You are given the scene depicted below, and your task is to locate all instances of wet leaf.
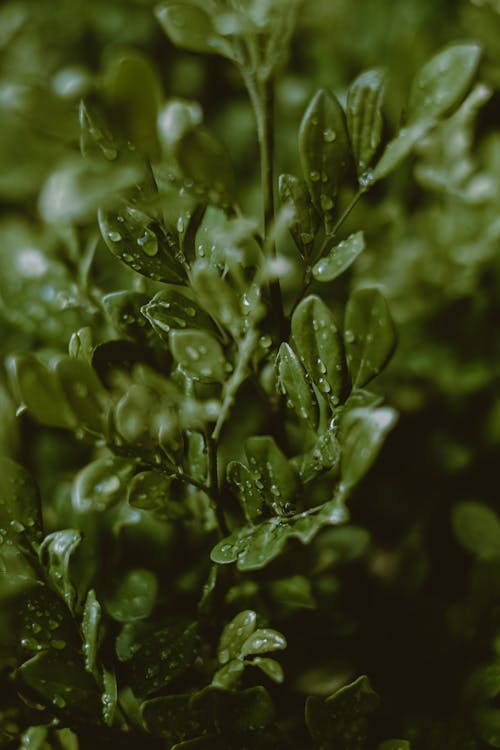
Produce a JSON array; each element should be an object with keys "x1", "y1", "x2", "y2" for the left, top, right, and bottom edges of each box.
[
  {"x1": 105, "y1": 568, "x2": 158, "y2": 623},
  {"x1": 452, "y1": 502, "x2": 500, "y2": 561},
  {"x1": 277, "y1": 343, "x2": 319, "y2": 430},
  {"x1": 312, "y1": 231, "x2": 365, "y2": 282},
  {"x1": 341, "y1": 407, "x2": 398, "y2": 489},
  {"x1": 268, "y1": 575, "x2": 316, "y2": 610},
  {"x1": 98, "y1": 204, "x2": 186, "y2": 283},
  {"x1": 39, "y1": 529, "x2": 82, "y2": 612},
  {"x1": 142, "y1": 287, "x2": 215, "y2": 342},
  {"x1": 7, "y1": 353, "x2": 75, "y2": 429},
  {"x1": 54, "y1": 355, "x2": 107, "y2": 433},
  {"x1": 190, "y1": 262, "x2": 243, "y2": 337},
  {"x1": 378, "y1": 741, "x2": 411, "y2": 750},
  {"x1": 72, "y1": 457, "x2": 135, "y2": 513},
  {"x1": 299, "y1": 89, "x2": 354, "y2": 231},
  {"x1": 101, "y1": 666, "x2": 118, "y2": 727},
  {"x1": 155, "y1": 2, "x2": 233, "y2": 57},
  {"x1": 82, "y1": 588, "x2": 101, "y2": 673},
  {"x1": 250, "y1": 657, "x2": 284, "y2": 684},
  {"x1": 344, "y1": 287, "x2": 396, "y2": 388},
  {"x1": 79, "y1": 98, "x2": 118, "y2": 162},
  {"x1": 103, "y1": 291, "x2": 153, "y2": 343},
  {"x1": 291, "y1": 295, "x2": 347, "y2": 405},
  {"x1": 127, "y1": 471, "x2": 172, "y2": 510},
  {"x1": 245, "y1": 435, "x2": 298, "y2": 516},
  {"x1": 227, "y1": 461, "x2": 265, "y2": 522},
  {"x1": 211, "y1": 659, "x2": 245, "y2": 689},
  {"x1": 408, "y1": 43, "x2": 481, "y2": 122},
  {"x1": 305, "y1": 675, "x2": 380, "y2": 750},
  {"x1": 0, "y1": 457, "x2": 43, "y2": 547},
  {"x1": 170, "y1": 329, "x2": 227, "y2": 382},
  {"x1": 347, "y1": 68, "x2": 386, "y2": 174},
  {"x1": 218, "y1": 610, "x2": 257, "y2": 664},
  {"x1": 240, "y1": 628, "x2": 286, "y2": 657},
  {"x1": 278, "y1": 173, "x2": 319, "y2": 258},
  {"x1": 175, "y1": 127, "x2": 234, "y2": 204}
]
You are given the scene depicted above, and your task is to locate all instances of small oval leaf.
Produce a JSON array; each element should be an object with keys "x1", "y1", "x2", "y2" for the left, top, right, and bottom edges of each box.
[
  {"x1": 347, "y1": 68, "x2": 387, "y2": 174},
  {"x1": 312, "y1": 231, "x2": 365, "y2": 282}
]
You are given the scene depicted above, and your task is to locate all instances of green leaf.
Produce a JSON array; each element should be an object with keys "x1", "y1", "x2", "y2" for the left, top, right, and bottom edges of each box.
[
  {"x1": 155, "y1": 2, "x2": 233, "y2": 57},
  {"x1": 82, "y1": 589, "x2": 101, "y2": 674},
  {"x1": 79, "y1": 98, "x2": 118, "y2": 161},
  {"x1": 7, "y1": 353, "x2": 75, "y2": 429},
  {"x1": 299, "y1": 89, "x2": 354, "y2": 231},
  {"x1": 227, "y1": 461, "x2": 265, "y2": 522},
  {"x1": 103, "y1": 50, "x2": 162, "y2": 159},
  {"x1": 190, "y1": 262, "x2": 243, "y2": 337},
  {"x1": 175, "y1": 127, "x2": 234, "y2": 204},
  {"x1": 101, "y1": 666, "x2": 118, "y2": 727},
  {"x1": 277, "y1": 343, "x2": 319, "y2": 430},
  {"x1": 344, "y1": 287, "x2": 396, "y2": 387},
  {"x1": 17, "y1": 584, "x2": 80, "y2": 656},
  {"x1": 371, "y1": 118, "x2": 434, "y2": 182},
  {"x1": 452, "y1": 502, "x2": 500, "y2": 561},
  {"x1": 39, "y1": 529, "x2": 82, "y2": 612},
  {"x1": 103, "y1": 291, "x2": 153, "y2": 344},
  {"x1": 105, "y1": 568, "x2": 158, "y2": 623},
  {"x1": 0, "y1": 457, "x2": 43, "y2": 546},
  {"x1": 245, "y1": 435, "x2": 299, "y2": 516},
  {"x1": 68, "y1": 326, "x2": 94, "y2": 362},
  {"x1": 54, "y1": 356, "x2": 107, "y2": 433},
  {"x1": 347, "y1": 68, "x2": 386, "y2": 175},
  {"x1": 268, "y1": 575, "x2": 316, "y2": 610},
  {"x1": 98, "y1": 205, "x2": 186, "y2": 283},
  {"x1": 378, "y1": 742, "x2": 411, "y2": 750},
  {"x1": 218, "y1": 610, "x2": 257, "y2": 664},
  {"x1": 408, "y1": 43, "x2": 481, "y2": 122},
  {"x1": 312, "y1": 231, "x2": 365, "y2": 282},
  {"x1": 291, "y1": 295, "x2": 347, "y2": 405},
  {"x1": 170, "y1": 328, "x2": 227, "y2": 382},
  {"x1": 142, "y1": 287, "x2": 216, "y2": 342},
  {"x1": 191, "y1": 686, "x2": 274, "y2": 735},
  {"x1": 18, "y1": 650, "x2": 101, "y2": 717},
  {"x1": 240, "y1": 628, "x2": 287, "y2": 657},
  {"x1": 290, "y1": 431, "x2": 341, "y2": 484},
  {"x1": 250, "y1": 657, "x2": 284, "y2": 684},
  {"x1": 211, "y1": 659, "x2": 245, "y2": 689},
  {"x1": 305, "y1": 675, "x2": 380, "y2": 750},
  {"x1": 72, "y1": 457, "x2": 135, "y2": 513},
  {"x1": 341, "y1": 407, "x2": 398, "y2": 489},
  {"x1": 127, "y1": 471, "x2": 188, "y2": 521},
  {"x1": 278, "y1": 173, "x2": 319, "y2": 258}
]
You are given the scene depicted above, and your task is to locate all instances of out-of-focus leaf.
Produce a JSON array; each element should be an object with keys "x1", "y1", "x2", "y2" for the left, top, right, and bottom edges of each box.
[
  {"x1": 72, "y1": 457, "x2": 135, "y2": 513},
  {"x1": 39, "y1": 529, "x2": 82, "y2": 612},
  {"x1": 0, "y1": 457, "x2": 43, "y2": 547},
  {"x1": 227, "y1": 461, "x2": 265, "y2": 523},
  {"x1": 104, "y1": 568, "x2": 158, "y2": 623},
  {"x1": 170, "y1": 329, "x2": 227, "y2": 382},
  {"x1": 155, "y1": 2, "x2": 233, "y2": 57},
  {"x1": 7, "y1": 354, "x2": 75, "y2": 429},
  {"x1": 142, "y1": 287, "x2": 215, "y2": 342},
  {"x1": 452, "y1": 502, "x2": 500, "y2": 561},
  {"x1": 190, "y1": 262, "x2": 243, "y2": 338},
  {"x1": 82, "y1": 588, "x2": 101, "y2": 674}
]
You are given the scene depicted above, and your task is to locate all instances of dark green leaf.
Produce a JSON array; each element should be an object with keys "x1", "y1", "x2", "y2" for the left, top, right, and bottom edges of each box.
[
  {"x1": 54, "y1": 355, "x2": 107, "y2": 433},
  {"x1": 7, "y1": 354, "x2": 75, "y2": 429},
  {"x1": 103, "y1": 291, "x2": 154, "y2": 344},
  {"x1": 39, "y1": 529, "x2": 82, "y2": 612},
  {"x1": 211, "y1": 520, "x2": 290, "y2": 571},
  {"x1": 340, "y1": 407, "x2": 398, "y2": 489},
  {"x1": 299, "y1": 89, "x2": 354, "y2": 231},
  {"x1": 82, "y1": 588, "x2": 101, "y2": 674},
  {"x1": 17, "y1": 584, "x2": 80, "y2": 657},
  {"x1": 191, "y1": 686, "x2": 274, "y2": 735},
  {"x1": 142, "y1": 287, "x2": 216, "y2": 343},
  {"x1": 278, "y1": 173, "x2": 319, "y2": 258},
  {"x1": 211, "y1": 659, "x2": 245, "y2": 689},
  {"x1": 175, "y1": 127, "x2": 234, "y2": 204},
  {"x1": 245, "y1": 436, "x2": 298, "y2": 516},
  {"x1": 79, "y1": 98, "x2": 118, "y2": 161},
  {"x1": 155, "y1": 2, "x2": 233, "y2": 57},
  {"x1": 452, "y1": 502, "x2": 500, "y2": 561},
  {"x1": 268, "y1": 575, "x2": 316, "y2": 610},
  {"x1": 250, "y1": 657, "x2": 284, "y2": 684},
  {"x1": 408, "y1": 43, "x2": 481, "y2": 122},
  {"x1": 72, "y1": 457, "x2": 135, "y2": 513},
  {"x1": 141, "y1": 692, "x2": 207, "y2": 742},
  {"x1": 277, "y1": 343, "x2": 319, "y2": 430},
  {"x1": 227, "y1": 461, "x2": 265, "y2": 523},
  {"x1": 312, "y1": 231, "x2": 365, "y2": 282},
  {"x1": 240, "y1": 628, "x2": 286, "y2": 657},
  {"x1": 190, "y1": 262, "x2": 243, "y2": 337},
  {"x1": 218, "y1": 610, "x2": 257, "y2": 664},
  {"x1": 378, "y1": 741, "x2": 411, "y2": 750},
  {"x1": 0, "y1": 457, "x2": 43, "y2": 546},
  {"x1": 98, "y1": 204, "x2": 186, "y2": 283},
  {"x1": 347, "y1": 68, "x2": 386, "y2": 175},
  {"x1": 305, "y1": 675, "x2": 379, "y2": 750},
  {"x1": 170, "y1": 328, "x2": 227, "y2": 382},
  {"x1": 105, "y1": 569, "x2": 158, "y2": 622},
  {"x1": 291, "y1": 295, "x2": 347, "y2": 405},
  {"x1": 344, "y1": 287, "x2": 396, "y2": 387}
]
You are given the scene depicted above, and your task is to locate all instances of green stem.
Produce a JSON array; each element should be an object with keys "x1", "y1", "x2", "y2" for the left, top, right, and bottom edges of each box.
[{"x1": 207, "y1": 435, "x2": 229, "y2": 537}]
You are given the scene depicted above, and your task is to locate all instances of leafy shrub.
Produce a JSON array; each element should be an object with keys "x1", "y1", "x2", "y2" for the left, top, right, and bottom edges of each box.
[{"x1": 1, "y1": 1, "x2": 500, "y2": 749}]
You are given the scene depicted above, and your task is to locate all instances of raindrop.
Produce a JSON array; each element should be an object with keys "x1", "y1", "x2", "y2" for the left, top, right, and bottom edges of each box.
[
  {"x1": 309, "y1": 170, "x2": 320, "y2": 182},
  {"x1": 108, "y1": 230, "x2": 122, "y2": 243},
  {"x1": 137, "y1": 230, "x2": 158, "y2": 257},
  {"x1": 323, "y1": 128, "x2": 337, "y2": 142}
]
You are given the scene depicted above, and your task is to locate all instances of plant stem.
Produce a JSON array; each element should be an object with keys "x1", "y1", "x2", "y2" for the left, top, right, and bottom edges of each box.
[{"x1": 207, "y1": 435, "x2": 228, "y2": 537}]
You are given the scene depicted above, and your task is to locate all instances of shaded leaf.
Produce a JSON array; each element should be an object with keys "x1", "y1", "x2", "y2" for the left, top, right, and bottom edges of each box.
[
  {"x1": 72, "y1": 457, "x2": 135, "y2": 513},
  {"x1": 7, "y1": 353, "x2": 74, "y2": 429},
  {"x1": 452, "y1": 502, "x2": 500, "y2": 561},
  {"x1": 277, "y1": 343, "x2": 319, "y2": 430},
  {"x1": 347, "y1": 68, "x2": 386, "y2": 174},
  {"x1": 79, "y1": 98, "x2": 118, "y2": 162},
  {"x1": 105, "y1": 568, "x2": 158, "y2": 623},
  {"x1": 175, "y1": 127, "x2": 234, "y2": 204},
  {"x1": 250, "y1": 657, "x2": 284, "y2": 684},
  {"x1": 278, "y1": 173, "x2": 319, "y2": 258},
  {"x1": 0, "y1": 457, "x2": 43, "y2": 547},
  {"x1": 142, "y1": 287, "x2": 215, "y2": 342},
  {"x1": 82, "y1": 588, "x2": 101, "y2": 674},
  {"x1": 227, "y1": 461, "x2": 265, "y2": 523},
  {"x1": 240, "y1": 628, "x2": 287, "y2": 657},
  {"x1": 54, "y1": 355, "x2": 107, "y2": 433},
  {"x1": 312, "y1": 231, "x2": 365, "y2": 282},
  {"x1": 344, "y1": 287, "x2": 396, "y2": 388},
  {"x1": 218, "y1": 610, "x2": 257, "y2": 664},
  {"x1": 245, "y1": 436, "x2": 298, "y2": 516},
  {"x1": 103, "y1": 291, "x2": 153, "y2": 343},
  {"x1": 170, "y1": 328, "x2": 227, "y2": 382},
  {"x1": 127, "y1": 471, "x2": 189, "y2": 521},
  {"x1": 39, "y1": 529, "x2": 82, "y2": 612},
  {"x1": 291, "y1": 431, "x2": 341, "y2": 484},
  {"x1": 341, "y1": 407, "x2": 398, "y2": 489},
  {"x1": 190, "y1": 262, "x2": 243, "y2": 337},
  {"x1": 155, "y1": 2, "x2": 233, "y2": 57}
]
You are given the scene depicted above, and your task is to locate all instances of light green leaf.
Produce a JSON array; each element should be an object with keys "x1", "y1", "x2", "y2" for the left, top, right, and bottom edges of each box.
[
  {"x1": 82, "y1": 588, "x2": 101, "y2": 674},
  {"x1": 245, "y1": 435, "x2": 298, "y2": 516},
  {"x1": 211, "y1": 659, "x2": 245, "y2": 689},
  {"x1": 170, "y1": 328, "x2": 227, "y2": 382},
  {"x1": 190, "y1": 262, "x2": 243, "y2": 337},
  {"x1": 72, "y1": 457, "x2": 135, "y2": 513},
  {"x1": 218, "y1": 610, "x2": 257, "y2": 664},
  {"x1": 277, "y1": 343, "x2": 319, "y2": 429},
  {"x1": 68, "y1": 326, "x2": 94, "y2": 362},
  {"x1": 142, "y1": 287, "x2": 215, "y2": 342},
  {"x1": 278, "y1": 173, "x2": 319, "y2": 258},
  {"x1": 98, "y1": 204, "x2": 186, "y2": 283},
  {"x1": 39, "y1": 529, "x2": 82, "y2": 612},
  {"x1": 344, "y1": 287, "x2": 396, "y2": 388},
  {"x1": 312, "y1": 231, "x2": 365, "y2": 282},
  {"x1": 371, "y1": 118, "x2": 434, "y2": 182},
  {"x1": 452, "y1": 502, "x2": 500, "y2": 561},
  {"x1": 250, "y1": 657, "x2": 284, "y2": 684},
  {"x1": 299, "y1": 89, "x2": 354, "y2": 231},
  {"x1": 7, "y1": 353, "x2": 74, "y2": 429},
  {"x1": 341, "y1": 407, "x2": 398, "y2": 489},
  {"x1": 227, "y1": 461, "x2": 265, "y2": 523},
  {"x1": 240, "y1": 628, "x2": 286, "y2": 657},
  {"x1": 0, "y1": 457, "x2": 43, "y2": 547},
  {"x1": 347, "y1": 68, "x2": 386, "y2": 174},
  {"x1": 127, "y1": 471, "x2": 189, "y2": 520},
  {"x1": 155, "y1": 2, "x2": 233, "y2": 57},
  {"x1": 408, "y1": 43, "x2": 481, "y2": 122},
  {"x1": 105, "y1": 568, "x2": 158, "y2": 622},
  {"x1": 291, "y1": 295, "x2": 347, "y2": 405}
]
